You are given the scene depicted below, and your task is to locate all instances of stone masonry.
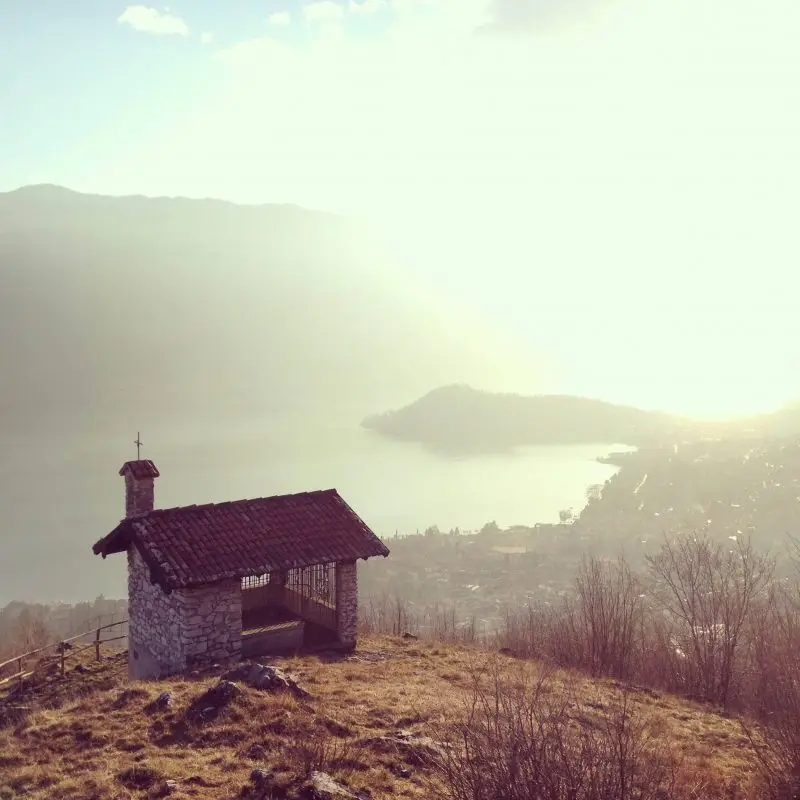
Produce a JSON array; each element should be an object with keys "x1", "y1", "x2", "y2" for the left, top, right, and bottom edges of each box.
[
  {"x1": 127, "y1": 547, "x2": 184, "y2": 679},
  {"x1": 123, "y1": 471, "x2": 155, "y2": 518},
  {"x1": 127, "y1": 547, "x2": 242, "y2": 679},
  {"x1": 335, "y1": 560, "x2": 358, "y2": 649},
  {"x1": 101, "y1": 459, "x2": 388, "y2": 678},
  {"x1": 174, "y1": 577, "x2": 242, "y2": 667}
]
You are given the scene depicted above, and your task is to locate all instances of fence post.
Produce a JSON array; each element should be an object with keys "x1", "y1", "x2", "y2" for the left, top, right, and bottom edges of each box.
[
  {"x1": 17, "y1": 657, "x2": 22, "y2": 686},
  {"x1": 60, "y1": 647, "x2": 65, "y2": 677},
  {"x1": 95, "y1": 628, "x2": 101, "y2": 661}
]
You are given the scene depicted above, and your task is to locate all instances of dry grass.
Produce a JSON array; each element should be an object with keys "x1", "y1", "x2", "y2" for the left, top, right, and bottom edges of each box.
[{"x1": 0, "y1": 636, "x2": 771, "y2": 800}]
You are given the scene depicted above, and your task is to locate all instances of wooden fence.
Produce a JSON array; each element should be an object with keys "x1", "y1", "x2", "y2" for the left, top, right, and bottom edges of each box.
[{"x1": 0, "y1": 619, "x2": 129, "y2": 689}]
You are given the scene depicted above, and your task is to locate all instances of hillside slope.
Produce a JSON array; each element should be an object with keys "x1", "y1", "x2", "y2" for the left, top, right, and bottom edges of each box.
[{"x1": 0, "y1": 637, "x2": 766, "y2": 799}]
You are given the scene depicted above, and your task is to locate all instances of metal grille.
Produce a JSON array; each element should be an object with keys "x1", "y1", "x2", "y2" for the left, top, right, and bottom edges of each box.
[
  {"x1": 242, "y1": 573, "x2": 271, "y2": 590},
  {"x1": 287, "y1": 563, "x2": 335, "y2": 608}
]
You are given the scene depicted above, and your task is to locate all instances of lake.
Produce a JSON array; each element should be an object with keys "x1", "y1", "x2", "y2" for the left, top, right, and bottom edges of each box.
[{"x1": 0, "y1": 414, "x2": 629, "y2": 605}]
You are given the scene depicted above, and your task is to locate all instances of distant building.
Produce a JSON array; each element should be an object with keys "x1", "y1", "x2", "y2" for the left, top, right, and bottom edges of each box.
[{"x1": 93, "y1": 460, "x2": 389, "y2": 680}]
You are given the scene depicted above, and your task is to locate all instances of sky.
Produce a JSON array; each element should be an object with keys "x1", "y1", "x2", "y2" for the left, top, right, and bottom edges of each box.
[{"x1": 2, "y1": 0, "x2": 800, "y2": 418}]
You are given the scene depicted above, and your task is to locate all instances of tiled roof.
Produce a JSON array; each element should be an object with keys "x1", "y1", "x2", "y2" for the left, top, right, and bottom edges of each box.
[
  {"x1": 92, "y1": 489, "x2": 389, "y2": 591},
  {"x1": 119, "y1": 460, "x2": 160, "y2": 479}
]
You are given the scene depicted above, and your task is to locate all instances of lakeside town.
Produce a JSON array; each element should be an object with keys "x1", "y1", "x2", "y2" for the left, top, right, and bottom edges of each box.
[
  {"x1": 4, "y1": 434, "x2": 798, "y2": 650},
  {"x1": 359, "y1": 434, "x2": 800, "y2": 634}
]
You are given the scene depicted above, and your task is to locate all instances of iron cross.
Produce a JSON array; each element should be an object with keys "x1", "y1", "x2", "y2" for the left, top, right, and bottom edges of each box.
[{"x1": 134, "y1": 432, "x2": 142, "y2": 460}]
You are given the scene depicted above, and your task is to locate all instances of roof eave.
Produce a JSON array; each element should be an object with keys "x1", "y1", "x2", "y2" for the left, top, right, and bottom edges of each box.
[
  {"x1": 122, "y1": 526, "x2": 174, "y2": 593},
  {"x1": 92, "y1": 521, "x2": 132, "y2": 558},
  {"x1": 361, "y1": 549, "x2": 390, "y2": 561}
]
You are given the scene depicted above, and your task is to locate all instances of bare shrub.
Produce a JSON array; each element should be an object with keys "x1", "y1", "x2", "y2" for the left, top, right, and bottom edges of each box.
[
  {"x1": 634, "y1": 609, "x2": 686, "y2": 696},
  {"x1": 646, "y1": 534, "x2": 773, "y2": 706},
  {"x1": 359, "y1": 593, "x2": 413, "y2": 636},
  {"x1": 282, "y1": 725, "x2": 365, "y2": 778},
  {"x1": 497, "y1": 557, "x2": 644, "y2": 682},
  {"x1": 572, "y1": 556, "x2": 644, "y2": 680},
  {"x1": 741, "y1": 582, "x2": 800, "y2": 798},
  {"x1": 496, "y1": 602, "x2": 549, "y2": 659},
  {"x1": 359, "y1": 592, "x2": 479, "y2": 643},
  {"x1": 789, "y1": 536, "x2": 800, "y2": 573},
  {"x1": 436, "y1": 660, "x2": 678, "y2": 800}
]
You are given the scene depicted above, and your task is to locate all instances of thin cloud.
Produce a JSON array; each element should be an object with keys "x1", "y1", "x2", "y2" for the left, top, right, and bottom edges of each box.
[
  {"x1": 268, "y1": 11, "x2": 291, "y2": 25},
  {"x1": 349, "y1": 0, "x2": 388, "y2": 13},
  {"x1": 90, "y1": 0, "x2": 800, "y2": 418},
  {"x1": 117, "y1": 5, "x2": 190, "y2": 36},
  {"x1": 303, "y1": 1, "x2": 346, "y2": 24},
  {"x1": 200, "y1": 31, "x2": 214, "y2": 45},
  {"x1": 487, "y1": 0, "x2": 615, "y2": 30}
]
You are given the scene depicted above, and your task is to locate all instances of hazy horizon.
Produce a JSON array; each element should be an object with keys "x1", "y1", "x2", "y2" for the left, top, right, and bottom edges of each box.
[
  {"x1": 4, "y1": 0, "x2": 799, "y2": 418},
  {"x1": 3, "y1": 181, "x2": 798, "y2": 420},
  {"x1": 2, "y1": 0, "x2": 800, "y2": 606}
]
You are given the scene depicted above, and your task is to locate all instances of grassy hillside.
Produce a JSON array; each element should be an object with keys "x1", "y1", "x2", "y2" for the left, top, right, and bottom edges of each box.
[{"x1": 0, "y1": 636, "x2": 774, "y2": 799}]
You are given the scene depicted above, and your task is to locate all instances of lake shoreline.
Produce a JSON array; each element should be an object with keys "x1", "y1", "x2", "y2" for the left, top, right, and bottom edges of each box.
[{"x1": 0, "y1": 419, "x2": 634, "y2": 604}]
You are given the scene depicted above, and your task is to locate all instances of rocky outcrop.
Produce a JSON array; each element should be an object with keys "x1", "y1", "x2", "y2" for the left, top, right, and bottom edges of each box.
[
  {"x1": 249, "y1": 769, "x2": 370, "y2": 800},
  {"x1": 361, "y1": 728, "x2": 447, "y2": 766},
  {"x1": 224, "y1": 664, "x2": 311, "y2": 699},
  {"x1": 299, "y1": 770, "x2": 370, "y2": 799}
]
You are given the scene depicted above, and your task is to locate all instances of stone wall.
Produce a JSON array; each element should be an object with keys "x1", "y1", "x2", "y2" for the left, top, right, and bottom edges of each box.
[
  {"x1": 127, "y1": 547, "x2": 184, "y2": 679},
  {"x1": 127, "y1": 551, "x2": 359, "y2": 676},
  {"x1": 335, "y1": 560, "x2": 358, "y2": 649},
  {"x1": 175, "y1": 579, "x2": 242, "y2": 667},
  {"x1": 127, "y1": 547, "x2": 243, "y2": 679},
  {"x1": 124, "y1": 474, "x2": 155, "y2": 518}
]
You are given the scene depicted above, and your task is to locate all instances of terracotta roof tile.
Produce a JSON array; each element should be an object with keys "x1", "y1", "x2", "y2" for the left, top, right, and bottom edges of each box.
[
  {"x1": 119, "y1": 460, "x2": 160, "y2": 479},
  {"x1": 93, "y1": 489, "x2": 389, "y2": 590}
]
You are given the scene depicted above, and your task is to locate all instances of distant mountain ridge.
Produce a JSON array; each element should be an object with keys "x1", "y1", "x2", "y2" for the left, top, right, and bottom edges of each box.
[
  {"x1": 0, "y1": 184, "x2": 528, "y2": 434},
  {"x1": 362, "y1": 385, "x2": 687, "y2": 453},
  {"x1": 362, "y1": 384, "x2": 800, "y2": 453},
  {"x1": 0, "y1": 184, "x2": 537, "y2": 602}
]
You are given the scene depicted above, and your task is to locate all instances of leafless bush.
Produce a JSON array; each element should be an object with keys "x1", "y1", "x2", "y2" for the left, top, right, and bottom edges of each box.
[
  {"x1": 496, "y1": 597, "x2": 598, "y2": 672},
  {"x1": 359, "y1": 592, "x2": 479, "y2": 644},
  {"x1": 740, "y1": 582, "x2": 800, "y2": 798},
  {"x1": 789, "y1": 536, "x2": 800, "y2": 573},
  {"x1": 496, "y1": 602, "x2": 552, "y2": 659},
  {"x1": 633, "y1": 610, "x2": 686, "y2": 695},
  {"x1": 359, "y1": 593, "x2": 414, "y2": 636},
  {"x1": 435, "y1": 660, "x2": 678, "y2": 800},
  {"x1": 282, "y1": 725, "x2": 364, "y2": 778},
  {"x1": 572, "y1": 556, "x2": 644, "y2": 680},
  {"x1": 0, "y1": 608, "x2": 51, "y2": 659},
  {"x1": 365, "y1": 533, "x2": 800, "y2": 794},
  {"x1": 497, "y1": 557, "x2": 644, "y2": 681},
  {"x1": 646, "y1": 534, "x2": 773, "y2": 706}
]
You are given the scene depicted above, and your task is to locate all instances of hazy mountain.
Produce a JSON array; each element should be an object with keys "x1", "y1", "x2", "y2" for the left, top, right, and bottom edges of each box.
[
  {"x1": 760, "y1": 400, "x2": 800, "y2": 437},
  {"x1": 0, "y1": 185, "x2": 530, "y2": 439},
  {"x1": 362, "y1": 384, "x2": 690, "y2": 453},
  {"x1": 363, "y1": 385, "x2": 800, "y2": 454},
  {"x1": 0, "y1": 185, "x2": 542, "y2": 604}
]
